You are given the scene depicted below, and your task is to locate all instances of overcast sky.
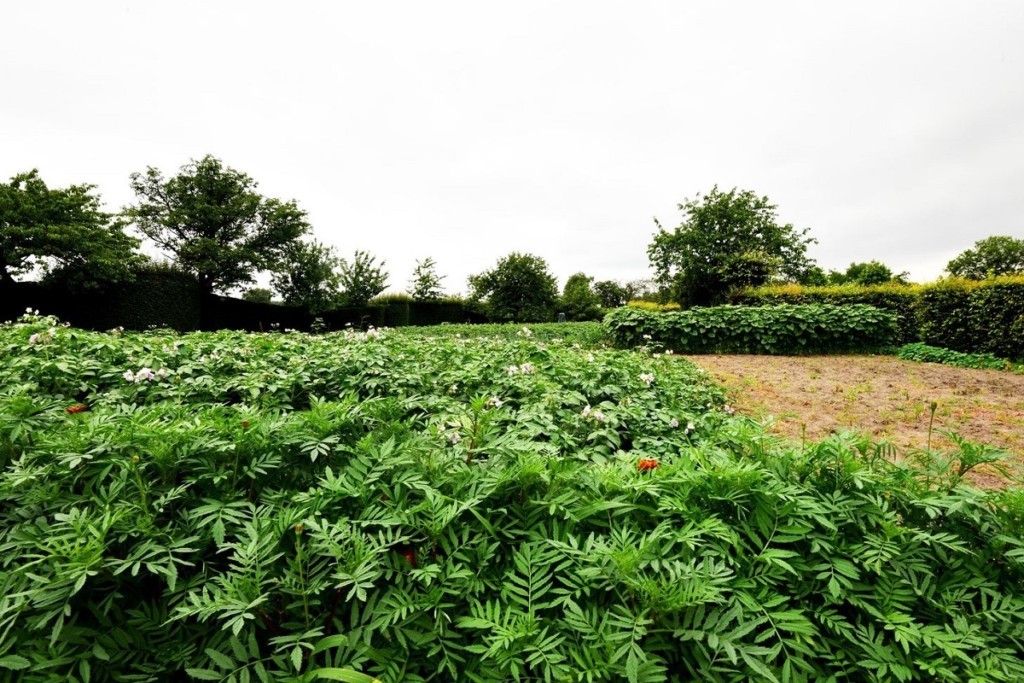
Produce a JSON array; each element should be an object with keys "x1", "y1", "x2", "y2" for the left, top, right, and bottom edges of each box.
[{"x1": 4, "y1": 1, "x2": 1023, "y2": 295}]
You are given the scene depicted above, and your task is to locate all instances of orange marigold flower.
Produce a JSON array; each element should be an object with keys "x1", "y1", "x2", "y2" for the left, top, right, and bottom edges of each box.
[
  {"x1": 637, "y1": 457, "x2": 660, "y2": 472},
  {"x1": 401, "y1": 548, "x2": 417, "y2": 568},
  {"x1": 66, "y1": 404, "x2": 89, "y2": 414}
]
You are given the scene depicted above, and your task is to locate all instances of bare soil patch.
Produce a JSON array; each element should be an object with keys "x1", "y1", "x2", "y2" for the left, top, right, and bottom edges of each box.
[{"x1": 686, "y1": 354, "x2": 1024, "y2": 488}]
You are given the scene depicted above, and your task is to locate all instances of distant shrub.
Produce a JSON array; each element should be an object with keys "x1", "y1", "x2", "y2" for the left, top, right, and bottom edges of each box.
[{"x1": 605, "y1": 304, "x2": 898, "y2": 354}]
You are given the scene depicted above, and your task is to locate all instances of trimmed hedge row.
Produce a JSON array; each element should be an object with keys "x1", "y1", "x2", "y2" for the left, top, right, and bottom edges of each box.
[
  {"x1": 731, "y1": 282, "x2": 921, "y2": 344},
  {"x1": 604, "y1": 304, "x2": 898, "y2": 354},
  {"x1": 2, "y1": 276, "x2": 483, "y2": 332},
  {"x1": 918, "y1": 278, "x2": 1024, "y2": 360},
  {"x1": 733, "y1": 277, "x2": 1024, "y2": 359}
]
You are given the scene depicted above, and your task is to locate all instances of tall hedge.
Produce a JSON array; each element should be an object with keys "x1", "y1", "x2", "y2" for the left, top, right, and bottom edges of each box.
[
  {"x1": 0, "y1": 269, "x2": 203, "y2": 331},
  {"x1": 731, "y1": 283, "x2": 921, "y2": 344},
  {"x1": 918, "y1": 277, "x2": 1024, "y2": 360},
  {"x1": 604, "y1": 304, "x2": 898, "y2": 354}
]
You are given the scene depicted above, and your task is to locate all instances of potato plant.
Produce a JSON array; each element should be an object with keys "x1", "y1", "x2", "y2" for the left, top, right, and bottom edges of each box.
[{"x1": 1, "y1": 312, "x2": 1023, "y2": 682}]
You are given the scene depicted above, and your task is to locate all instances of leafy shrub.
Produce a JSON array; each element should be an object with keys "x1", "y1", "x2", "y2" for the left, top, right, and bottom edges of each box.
[
  {"x1": 732, "y1": 282, "x2": 921, "y2": 345},
  {"x1": 896, "y1": 342, "x2": 1022, "y2": 372},
  {"x1": 2, "y1": 315, "x2": 1024, "y2": 682},
  {"x1": 605, "y1": 304, "x2": 898, "y2": 354}
]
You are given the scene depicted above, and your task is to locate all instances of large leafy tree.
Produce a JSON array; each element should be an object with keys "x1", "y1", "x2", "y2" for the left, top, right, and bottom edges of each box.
[
  {"x1": 271, "y1": 239, "x2": 342, "y2": 313},
  {"x1": 947, "y1": 236, "x2": 1024, "y2": 279},
  {"x1": 559, "y1": 272, "x2": 602, "y2": 320},
  {"x1": 338, "y1": 250, "x2": 388, "y2": 306},
  {"x1": 648, "y1": 186, "x2": 816, "y2": 306},
  {"x1": 468, "y1": 252, "x2": 558, "y2": 322},
  {"x1": 123, "y1": 155, "x2": 310, "y2": 295},
  {"x1": 0, "y1": 170, "x2": 142, "y2": 288},
  {"x1": 593, "y1": 279, "x2": 628, "y2": 308},
  {"x1": 407, "y1": 257, "x2": 446, "y2": 301}
]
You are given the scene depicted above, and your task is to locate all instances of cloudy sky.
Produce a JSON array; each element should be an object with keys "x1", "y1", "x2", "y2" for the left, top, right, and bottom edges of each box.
[{"x1": 4, "y1": 1, "x2": 1023, "y2": 295}]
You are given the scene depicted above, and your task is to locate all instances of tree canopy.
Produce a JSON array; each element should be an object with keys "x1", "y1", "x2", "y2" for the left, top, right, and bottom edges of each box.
[
  {"x1": 827, "y1": 260, "x2": 909, "y2": 286},
  {"x1": 560, "y1": 272, "x2": 603, "y2": 320},
  {"x1": 123, "y1": 155, "x2": 310, "y2": 295},
  {"x1": 0, "y1": 170, "x2": 141, "y2": 289},
  {"x1": 408, "y1": 257, "x2": 446, "y2": 301},
  {"x1": 593, "y1": 279, "x2": 628, "y2": 308},
  {"x1": 271, "y1": 239, "x2": 342, "y2": 313},
  {"x1": 468, "y1": 252, "x2": 558, "y2": 322},
  {"x1": 338, "y1": 250, "x2": 388, "y2": 306},
  {"x1": 648, "y1": 186, "x2": 816, "y2": 306},
  {"x1": 947, "y1": 236, "x2": 1024, "y2": 279}
]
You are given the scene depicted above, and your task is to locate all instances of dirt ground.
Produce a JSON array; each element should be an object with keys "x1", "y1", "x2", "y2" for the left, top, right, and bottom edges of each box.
[{"x1": 686, "y1": 355, "x2": 1024, "y2": 488}]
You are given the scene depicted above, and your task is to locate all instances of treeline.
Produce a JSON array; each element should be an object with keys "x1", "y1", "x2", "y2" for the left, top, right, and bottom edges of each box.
[{"x1": 3, "y1": 160, "x2": 1022, "y2": 327}]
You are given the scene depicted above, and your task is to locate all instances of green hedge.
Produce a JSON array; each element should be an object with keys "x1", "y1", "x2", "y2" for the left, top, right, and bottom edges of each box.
[
  {"x1": 731, "y1": 283, "x2": 921, "y2": 345},
  {"x1": 604, "y1": 304, "x2": 898, "y2": 354},
  {"x1": 1, "y1": 268, "x2": 204, "y2": 332},
  {"x1": 918, "y1": 277, "x2": 1024, "y2": 360}
]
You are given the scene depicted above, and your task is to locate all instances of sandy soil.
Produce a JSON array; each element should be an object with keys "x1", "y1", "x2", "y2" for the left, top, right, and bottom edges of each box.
[{"x1": 685, "y1": 354, "x2": 1024, "y2": 488}]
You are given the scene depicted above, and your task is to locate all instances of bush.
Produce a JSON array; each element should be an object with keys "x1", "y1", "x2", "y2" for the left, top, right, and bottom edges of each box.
[
  {"x1": 604, "y1": 304, "x2": 898, "y2": 354},
  {"x1": 732, "y1": 282, "x2": 921, "y2": 345}
]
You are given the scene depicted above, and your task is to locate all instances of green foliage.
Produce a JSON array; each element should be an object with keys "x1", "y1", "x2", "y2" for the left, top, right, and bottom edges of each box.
[
  {"x1": 593, "y1": 280, "x2": 628, "y2": 308},
  {"x1": 896, "y1": 343, "x2": 1022, "y2": 372},
  {"x1": 272, "y1": 240, "x2": 342, "y2": 313},
  {"x1": 626, "y1": 301, "x2": 682, "y2": 313},
  {"x1": 918, "y1": 277, "x2": 1024, "y2": 360},
  {"x1": 396, "y1": 321, "x2": 608, "y2": 347},
  {"x1": 242, "y1": 288, "x2": 274, "y2": 304},
  {"x1": 0, "y1": 169, "x2": 143, "y2": 289},
  {"x1": 468, "y1": 252, "x2": 559, "y2": 323},
  {"x1": 369, "y1": 293, "x2": 413, "y2": 306},
  {"x1": 947, "y1": 235, "x2": 1024, "y2": 279},
  {"x1": 605, "y1": 304, "x2": 898, "y2": 354},
  {"x1": 647, "y1": 186, "x2": 816, "y2": 306},
  {"x1": 829, "y1": 260, "x2": 910, "y2": 286},
  {"x1": 559, "y1": 273, "x2": 603, "y2": 321},
  {"x1": 124, "y1": 155, "x2": 310, "y2": 295},
  {"x1": 407, "y1": 258, "x2": 446, "y2": 302},
  {"x1": 338, "y1": 251, "x2": 388, "y2": 307},
  {"x1": 2, "y1": 314, "x2": 1024, "y2": 681},
  {"x1": 732, "y1": 282, "x2": 922, "y2": 345}
]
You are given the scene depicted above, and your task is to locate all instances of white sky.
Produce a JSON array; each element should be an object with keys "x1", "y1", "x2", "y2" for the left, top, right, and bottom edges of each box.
[{"x1": 4, "y1": 1, "x2": 1024, "y2": 295}]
